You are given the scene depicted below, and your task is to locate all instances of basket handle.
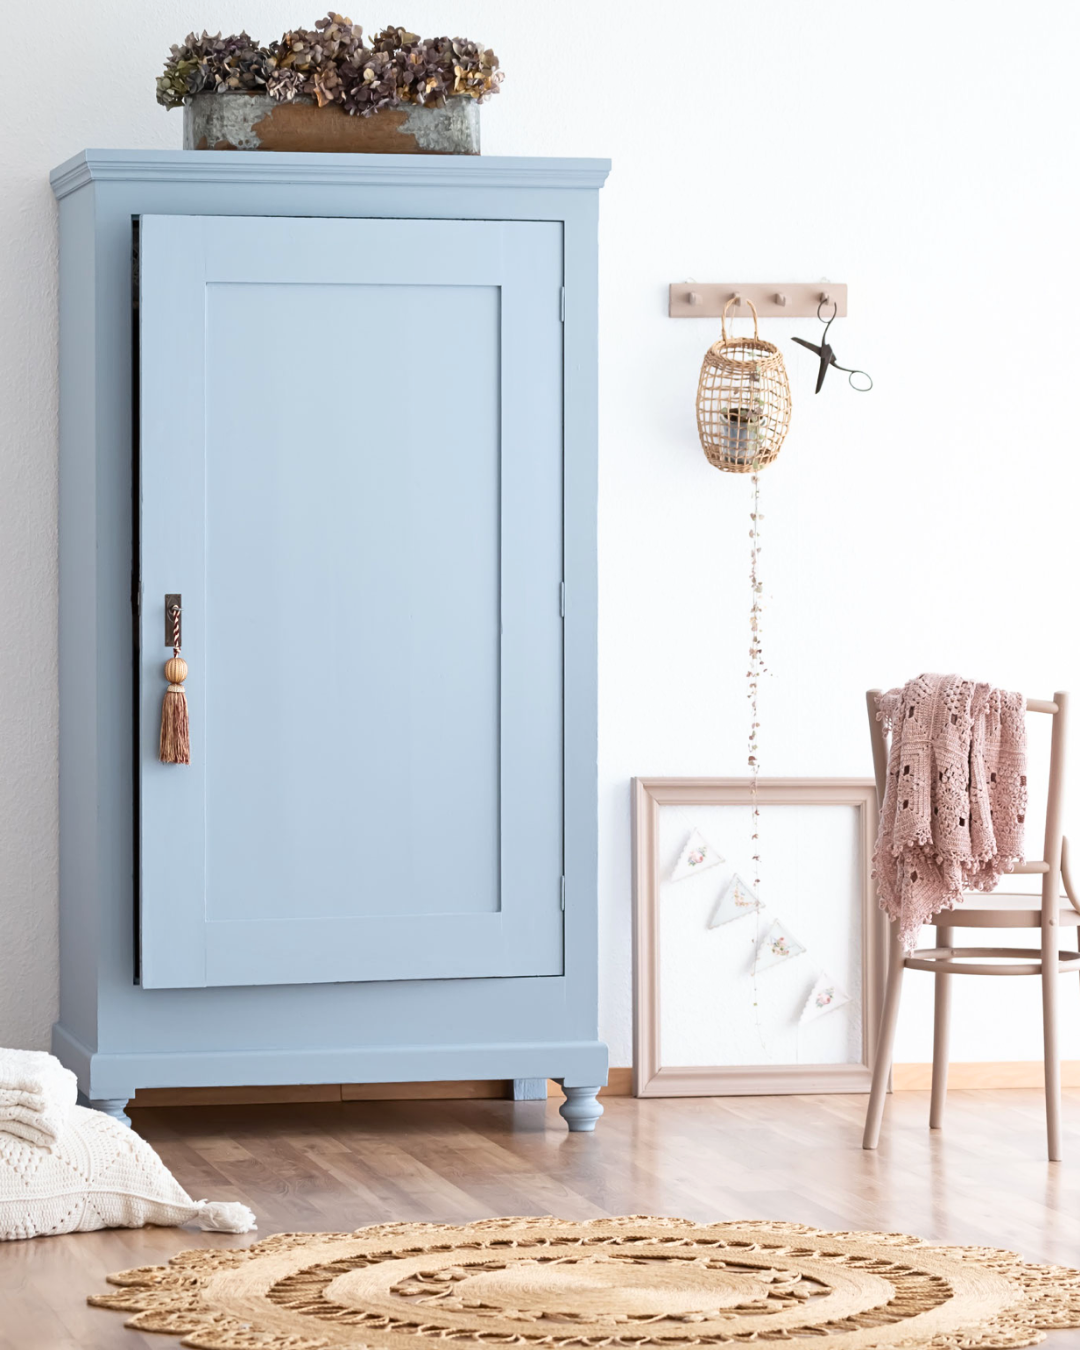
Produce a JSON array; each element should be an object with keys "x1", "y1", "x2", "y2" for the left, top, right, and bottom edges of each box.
[{"x1": 721, "y1": 296, "x2": 759, "y2": 342}]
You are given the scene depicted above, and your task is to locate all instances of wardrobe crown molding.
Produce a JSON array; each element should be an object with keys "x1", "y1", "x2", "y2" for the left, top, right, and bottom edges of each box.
[{"x1": 50, "y1": 149, "x2": 613, "y2": 200}]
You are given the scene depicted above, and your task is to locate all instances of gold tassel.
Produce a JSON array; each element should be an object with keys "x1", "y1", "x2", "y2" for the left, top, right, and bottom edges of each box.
[
  {"x1": 160, "y1": 655, "x2": 190, "y2": 765},
  {"x1": 160, "y1": 599, "x2": 190, "y2": 765}
]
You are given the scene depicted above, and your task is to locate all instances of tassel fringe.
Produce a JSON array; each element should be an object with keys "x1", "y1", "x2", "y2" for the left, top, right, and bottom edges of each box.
[
  {"x1": 192, "y1": 1200, "x2": 258, "y2": 1233},
  {"x1": 160, "y1": 624, "x2": 190, "y2": 766},
  {"x1": 160, "y1": 686, "x2": 190, "y2": 764}
]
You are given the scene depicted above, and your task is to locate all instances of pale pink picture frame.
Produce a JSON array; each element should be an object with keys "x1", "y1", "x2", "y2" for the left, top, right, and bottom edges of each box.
[{"x1": 632, "y1": 777, "x2": 887, "y2": 1098}]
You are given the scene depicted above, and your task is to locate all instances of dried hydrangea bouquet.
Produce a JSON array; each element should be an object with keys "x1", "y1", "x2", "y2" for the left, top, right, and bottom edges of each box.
[{"x1": 158, "y1": 14, "x2": 503, "y2": 154}]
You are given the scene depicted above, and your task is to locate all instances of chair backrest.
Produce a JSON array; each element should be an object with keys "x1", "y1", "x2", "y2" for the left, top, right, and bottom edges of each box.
[{"x1": 866, "y1": 688, "x2": 1070, "y2": 919}]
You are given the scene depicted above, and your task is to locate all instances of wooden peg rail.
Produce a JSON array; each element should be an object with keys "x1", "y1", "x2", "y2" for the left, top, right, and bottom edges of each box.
[{"x1": 669, "y1": 282, "x2": 848, "y2": 319}]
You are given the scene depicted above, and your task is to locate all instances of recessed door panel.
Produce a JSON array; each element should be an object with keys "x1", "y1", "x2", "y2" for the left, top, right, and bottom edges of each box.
[
  {"x1": 203, "y1": 281, "x2": 500, "y2": 923},
  {"x1": 138, "y1": 215, "x2": 564, "y2": 988}
]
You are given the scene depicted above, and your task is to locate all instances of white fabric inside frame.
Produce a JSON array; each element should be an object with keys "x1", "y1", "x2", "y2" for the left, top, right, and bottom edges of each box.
[{"x1": 658, "y1": 802, "x2": 864, "y2": 1067}]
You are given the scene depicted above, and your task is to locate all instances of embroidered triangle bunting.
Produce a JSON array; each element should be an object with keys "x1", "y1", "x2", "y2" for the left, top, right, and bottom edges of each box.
[
  {"x1": 707, "y1": 872, "x2": 763, "y2": 927},
  {"x1": 670, "y1": 828, "x2": 724, "y2": 882},
  {"x1": 799, "y1": 972, "x2": 851, "y2": 1023},
  {"x1": 755, "y1": 919, "x2": 807, "y2": 971}
]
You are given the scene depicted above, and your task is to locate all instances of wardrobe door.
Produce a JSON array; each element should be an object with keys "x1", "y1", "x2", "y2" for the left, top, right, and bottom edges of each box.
[{"x1": 137, "y1": 214, "x2": 564, "y2": 989}]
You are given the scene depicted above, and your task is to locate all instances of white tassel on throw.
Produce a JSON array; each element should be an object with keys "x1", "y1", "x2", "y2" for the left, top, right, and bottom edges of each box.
[{"x1": 192, "y1": 1200, "x2": 257, "y2": 1233}]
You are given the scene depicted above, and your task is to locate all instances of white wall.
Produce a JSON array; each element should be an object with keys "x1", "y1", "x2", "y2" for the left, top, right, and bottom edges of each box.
[{"x1": 2, "y1": 0, "x2": 1078, "y2": 1068}]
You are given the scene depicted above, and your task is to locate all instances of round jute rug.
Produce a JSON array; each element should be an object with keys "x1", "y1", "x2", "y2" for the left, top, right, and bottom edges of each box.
[{"x1": 89, "y1": 1215, "x2": 1080, "y2": 1349}]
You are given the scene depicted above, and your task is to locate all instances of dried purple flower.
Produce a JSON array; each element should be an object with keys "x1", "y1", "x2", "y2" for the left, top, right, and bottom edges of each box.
[
  {"x1": 156, "y1": 30, "x2": 271, "y2": 109},
  {"x1": 449, "y1": 38, "x2": 502, "y2": 101},
  {"x1": 398, "y1": 38, "x2": 454, "y2": 107},
  {"x1": 370, "y1": 26, "x2": 420, "y2": 55},
  {"x1": 266, "y1": 12, "x2": 364, "y2": 106},
  {"x1": 340, "y1": 47, "x2": 402, "y2": 116},
  {"x1": 158, "y1": 16, "x2": 503, "y2": 117}
]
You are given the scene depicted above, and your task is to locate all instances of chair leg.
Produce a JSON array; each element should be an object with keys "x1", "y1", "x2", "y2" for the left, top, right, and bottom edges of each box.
[
  {"x1": 929, "y1": 924, "x2": 954, "y2": 1130},
  {"x1": 1042, "y1": 922, "x2": 1062, "y2": 1162},
  {"x1": 863, "y1": 923, "x2": 905, "y2": 1150}
]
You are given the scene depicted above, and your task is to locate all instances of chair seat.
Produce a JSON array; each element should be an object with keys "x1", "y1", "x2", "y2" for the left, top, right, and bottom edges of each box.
[{"x1": 931, "y1": 893, "x2": 1080, "y2": 928}]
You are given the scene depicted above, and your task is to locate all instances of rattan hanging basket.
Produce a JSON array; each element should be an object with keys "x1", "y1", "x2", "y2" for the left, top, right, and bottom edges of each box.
[{"x1": 696, "y1": 299, "x2": 792, "y2": 473}]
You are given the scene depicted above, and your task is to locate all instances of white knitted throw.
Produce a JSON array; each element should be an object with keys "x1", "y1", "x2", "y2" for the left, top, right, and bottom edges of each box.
[
  {"x1": 0, "y1": 1049, "x2": 77, "y2": 1150},
  {"x1": 873, "y1": 674, "x2": 1027, "y2": 951}
]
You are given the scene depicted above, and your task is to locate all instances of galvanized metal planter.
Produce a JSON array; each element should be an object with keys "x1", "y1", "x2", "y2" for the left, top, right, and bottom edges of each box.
[{"x1": 183, "y1": 92, "x2": 481, "y2": 154}]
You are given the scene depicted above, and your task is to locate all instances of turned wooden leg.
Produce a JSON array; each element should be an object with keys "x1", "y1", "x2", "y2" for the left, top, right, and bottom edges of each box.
[
  {"x1": 558, "y1": 1085, "x2": 603, "y2": 1132},
  {"x1": 863, "y1": 923, "x2": 905, "y2": 1150},
  {"x1": 930, "y1": 924, "x2": 954, "y2": 1130},
  {"x1": 89, "y1": 1098, "x2": 132, "y2": 1128},
  {"x1": 1042, "y1": 920, "x2": 1062, "y2": 1162}
]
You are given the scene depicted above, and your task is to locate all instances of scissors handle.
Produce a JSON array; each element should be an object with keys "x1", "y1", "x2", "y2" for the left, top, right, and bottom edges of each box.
[{"x1": 831, "y1": 362, "x2": 873, "y2": 392}]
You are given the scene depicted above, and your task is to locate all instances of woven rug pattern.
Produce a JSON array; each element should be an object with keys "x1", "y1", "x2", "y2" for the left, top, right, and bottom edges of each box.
[{"x1": 89, "y1": 1215, "x2": 1080, "y2": 1349}]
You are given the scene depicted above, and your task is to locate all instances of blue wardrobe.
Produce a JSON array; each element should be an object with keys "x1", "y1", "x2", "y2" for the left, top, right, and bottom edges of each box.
[{"x1": 51, "y1": 150, "x2": 609, "y2": 1129}]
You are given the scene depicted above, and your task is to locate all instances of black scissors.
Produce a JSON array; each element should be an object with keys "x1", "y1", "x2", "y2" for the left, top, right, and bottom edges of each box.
[{"x1": 791, "y1": 301, "x2": 872, "y2": 393}]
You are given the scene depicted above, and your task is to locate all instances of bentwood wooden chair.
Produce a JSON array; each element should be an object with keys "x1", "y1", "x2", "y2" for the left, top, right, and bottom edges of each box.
[{"x1": 862, "y1": 689, "x2": 1080, "y2": 1161}]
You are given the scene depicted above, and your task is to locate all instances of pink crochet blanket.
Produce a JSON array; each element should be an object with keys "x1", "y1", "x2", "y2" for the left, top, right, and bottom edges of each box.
[{"x1": 873, "y1": 673, "x2": 1027, "y2": 950}]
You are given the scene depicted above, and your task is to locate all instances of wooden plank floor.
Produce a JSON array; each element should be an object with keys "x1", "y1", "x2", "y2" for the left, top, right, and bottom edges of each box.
[{"x1": 2, "y1": 1088, "x2": 1080, "y2": 1348}]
